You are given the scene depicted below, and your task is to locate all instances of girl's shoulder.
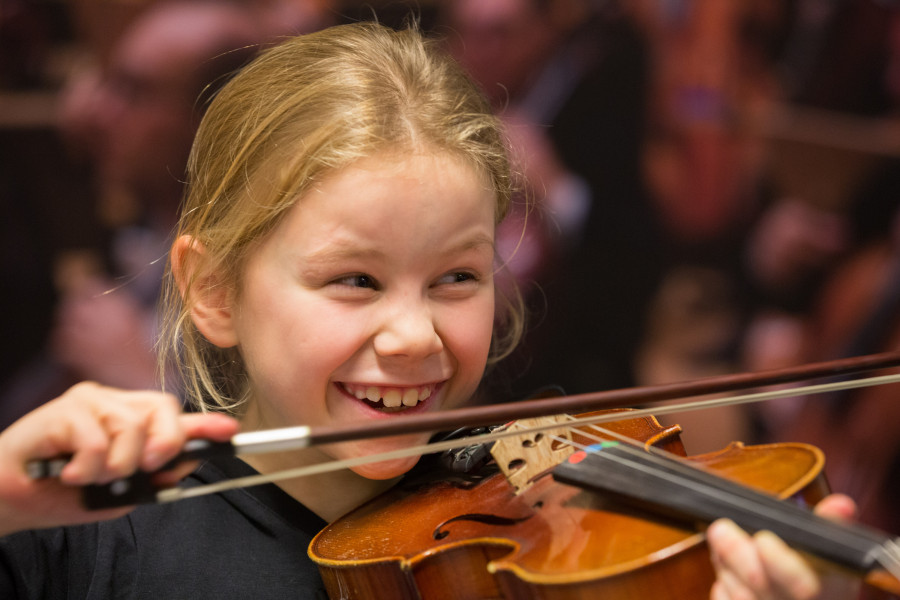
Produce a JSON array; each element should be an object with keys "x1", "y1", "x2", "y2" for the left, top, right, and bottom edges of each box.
[{"x1": 1, "y1": 457, "x2": 328, "y2": 599}]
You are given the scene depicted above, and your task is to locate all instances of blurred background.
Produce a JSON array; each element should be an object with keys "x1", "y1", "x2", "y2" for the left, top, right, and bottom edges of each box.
[{"x1": 2, "y1": 0, "x2": 899, "y2": 536}]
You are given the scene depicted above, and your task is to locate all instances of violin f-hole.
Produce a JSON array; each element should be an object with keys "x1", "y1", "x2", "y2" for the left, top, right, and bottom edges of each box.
[{"x1": 432, "y1": 513, "x2": 533, "y2": 540}]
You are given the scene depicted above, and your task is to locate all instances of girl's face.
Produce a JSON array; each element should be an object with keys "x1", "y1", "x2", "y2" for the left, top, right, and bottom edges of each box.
[{"x1": 230, "y1": 150, "x2": 497, "y2": 478}]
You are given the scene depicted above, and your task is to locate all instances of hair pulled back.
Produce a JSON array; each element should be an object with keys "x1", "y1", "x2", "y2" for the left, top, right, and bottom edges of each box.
[{"x1": 159, "y1": 22, "x2": 521, "y2": 413}]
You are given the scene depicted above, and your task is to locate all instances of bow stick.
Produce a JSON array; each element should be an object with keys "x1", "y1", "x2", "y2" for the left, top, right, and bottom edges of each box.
[{"x1": 27, "y1": 350, "x2": 900, "y2": 508}]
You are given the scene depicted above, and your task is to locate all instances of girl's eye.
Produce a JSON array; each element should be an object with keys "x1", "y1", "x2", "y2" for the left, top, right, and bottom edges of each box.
[
  {"x1": 437, "y1": 271, "x2": 478, "y2": 285},
  {"x1": 333, "y1": 274, "x2": 379, "y2": 290}
]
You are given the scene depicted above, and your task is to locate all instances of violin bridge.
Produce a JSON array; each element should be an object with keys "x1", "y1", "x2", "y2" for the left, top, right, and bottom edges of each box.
[{"x1": 489, "y1": 415, "x2": 576, "y2": 495}]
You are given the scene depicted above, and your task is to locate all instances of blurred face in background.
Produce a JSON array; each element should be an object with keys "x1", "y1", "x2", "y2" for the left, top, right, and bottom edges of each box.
[
  {"x1": 89, "y1": 11, "x2": 198, "y2": 200},
  {"x1": 443, "y1": 0, "x2": 559, "y2": 105},
  {"x1": 61, "y1": 3, "x2": 260, "y2": 220}
]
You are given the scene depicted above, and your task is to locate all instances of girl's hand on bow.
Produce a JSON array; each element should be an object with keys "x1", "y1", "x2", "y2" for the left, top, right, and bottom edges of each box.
[
  {"x1": 0, "y1": 382, "x2": 238, "y2": 536},
  {"x1": 707, "y1": 494, "x2": 859, "y2": 600}
]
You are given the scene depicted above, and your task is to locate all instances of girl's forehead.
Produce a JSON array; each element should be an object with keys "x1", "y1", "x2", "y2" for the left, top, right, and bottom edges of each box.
[
  {"x1": 275, "y1": 150, "x2": 496, "y2": 241},
  {"x1": 306, "y1": 149, "x2": 496, "y2": 207},
  {"x1": 340, "y1": 150, "x2": 486, "y2": 196},
  {"x1": 326, "y1": 147, "x2": 482, "y2": 180}
]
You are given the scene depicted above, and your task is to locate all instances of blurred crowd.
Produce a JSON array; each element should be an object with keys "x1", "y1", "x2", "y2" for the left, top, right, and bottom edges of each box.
[{"x1": 2, "y1": 0, "x2": 900, "y2": 536}]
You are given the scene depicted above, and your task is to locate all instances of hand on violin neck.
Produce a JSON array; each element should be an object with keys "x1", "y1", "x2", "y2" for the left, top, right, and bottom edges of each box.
[{"x1": 707, "y1": 494, "x2": 860, "y2": 600}]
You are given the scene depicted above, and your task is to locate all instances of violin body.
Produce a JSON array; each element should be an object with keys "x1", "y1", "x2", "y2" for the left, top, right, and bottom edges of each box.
[{"x1": 309, "y1": 412, "x2": 829, "y2": 600}]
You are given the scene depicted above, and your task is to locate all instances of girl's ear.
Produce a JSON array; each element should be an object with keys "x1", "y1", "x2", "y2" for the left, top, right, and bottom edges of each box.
[{"x1": 171, "y1": 235, "x2": 239, "y2": 348}]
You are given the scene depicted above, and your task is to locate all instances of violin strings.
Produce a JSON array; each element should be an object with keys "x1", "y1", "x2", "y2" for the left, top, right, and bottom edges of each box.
[
  {"x1": 562, "y1": 417, "x2": 900, "y2": 578},
  {"x1": 550, "y1": 420, "x2": 896, "y2": 569},
  {"x1": 159, "y1": 371, "x2": 900, "y2": 503},
  {"x1": 572, "y1": 427, "x2": 879, "y2": 547},
  {"x1": 576, "y1": 412, "x2": 900, "y2": 578},
  {"x1": 550, "y1": 424, "x2": 791, "y2": 526}
]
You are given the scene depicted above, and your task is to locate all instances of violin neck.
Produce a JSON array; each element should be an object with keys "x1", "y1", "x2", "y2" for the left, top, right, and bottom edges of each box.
[{"x1": 552, "y1": 441, "x2": 900, "y2": 578}]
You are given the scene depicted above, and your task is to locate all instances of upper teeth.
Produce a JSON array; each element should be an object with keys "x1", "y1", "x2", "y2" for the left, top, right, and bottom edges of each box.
[{"x1": 344, "y1": 383, "x2": 433, "y2": 407}]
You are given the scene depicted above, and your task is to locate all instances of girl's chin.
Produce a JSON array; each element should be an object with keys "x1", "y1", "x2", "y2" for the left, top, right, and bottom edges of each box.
[
  {"x1": 349, "y1": 454, "x2": 422, "y2": 480},
  {"x1": 345, "y1": 432, "x2": 429, "y2": 478}
]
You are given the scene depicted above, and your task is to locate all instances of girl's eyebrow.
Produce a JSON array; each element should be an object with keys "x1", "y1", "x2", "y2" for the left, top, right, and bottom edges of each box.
[
  {"x1": 449, "y1": 234, "x2": 496, "y2": 254},
  {"x1": 304, "y1": 245, "x2": 385, "y2": 265},
  {"x1": 304, "y1": 234, "x2": 496, "y2": 265}
]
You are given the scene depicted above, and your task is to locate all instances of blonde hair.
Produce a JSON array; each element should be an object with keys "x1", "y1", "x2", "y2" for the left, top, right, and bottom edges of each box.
[{"x1": 159, "y1": 21, "x2": 524, "y2": 413}]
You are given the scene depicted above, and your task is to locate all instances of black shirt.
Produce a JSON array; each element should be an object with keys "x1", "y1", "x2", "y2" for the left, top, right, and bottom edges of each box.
[{"x1": 0, "y1": 457, "x2": 328, "y2": 599}]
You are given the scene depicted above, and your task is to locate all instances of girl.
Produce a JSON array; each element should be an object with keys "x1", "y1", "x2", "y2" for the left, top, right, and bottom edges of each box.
[{"x1": 0, "y1": 22, "x2": 856, "y2": 599}]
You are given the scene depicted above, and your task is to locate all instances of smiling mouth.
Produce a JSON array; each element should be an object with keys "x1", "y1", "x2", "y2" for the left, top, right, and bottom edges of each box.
[{"x1": 339, "y1": 382, "x2": 435, "y2": 411}]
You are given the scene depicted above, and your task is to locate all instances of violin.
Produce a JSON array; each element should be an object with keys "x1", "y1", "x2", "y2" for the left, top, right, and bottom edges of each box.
[{"x1": 308, "y1": 409, "x2": 900, "y2": 599}]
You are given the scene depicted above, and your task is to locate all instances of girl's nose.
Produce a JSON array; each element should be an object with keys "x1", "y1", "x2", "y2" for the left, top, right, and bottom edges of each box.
[{"x1": 373, "y1": 300, "x2": 443, "y2": 359}]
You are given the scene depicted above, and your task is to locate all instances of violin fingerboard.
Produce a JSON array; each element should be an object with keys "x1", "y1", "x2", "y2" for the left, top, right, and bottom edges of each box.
[{"x1": 552, "y1": 441, "x2": 889, "y2": 573}]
